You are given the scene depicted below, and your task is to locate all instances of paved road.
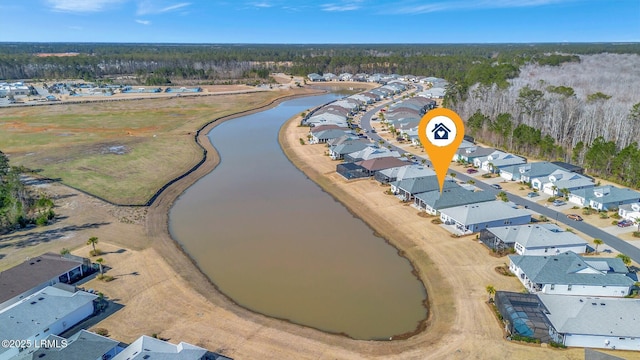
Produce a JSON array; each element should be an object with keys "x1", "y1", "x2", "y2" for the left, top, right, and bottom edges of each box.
[{"x1": 358, "y1": 99, "x2": 640, "y2": 264}]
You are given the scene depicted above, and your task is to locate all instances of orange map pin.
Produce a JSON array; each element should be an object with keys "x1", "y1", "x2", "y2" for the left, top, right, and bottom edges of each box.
[{"x1": 418, "y1": 108, "x2": 465, "y2": 193}]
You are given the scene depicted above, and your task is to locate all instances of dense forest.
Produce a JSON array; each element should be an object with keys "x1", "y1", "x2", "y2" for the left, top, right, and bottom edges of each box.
[
  {"x1": 1, "y1": 42, "x2": 639, "y2": 83},
  {"x1": 449, "y1": 53, "x2": 640, "y2": 188},
  {"x1": 1, "y1": 42, "x2": 639, "y2": 187},
  {"x1": 0, "y1": 151, "x2": 55, "y2": 233}
]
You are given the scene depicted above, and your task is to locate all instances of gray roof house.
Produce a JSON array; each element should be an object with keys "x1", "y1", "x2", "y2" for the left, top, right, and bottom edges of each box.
[
  {"x1": 509, "y1": 251, "x2": 634, "y2": 297},
  {"x1": 112, "y1": 335, "x2": 231, "y2": 360},
  {"x1": 538, "y1": 294, "x2": 640, "y2": 350},
  {"x1": 329, "y1": 141, "x2": 371, "y2": 160},
  {"x1": 568, "y1": 186, "x2": 640, "y2": 211},
  {"x1": 0, "y1": 252, "x2": 91, "y2": 311},
  {"x1": 310, "y1": 128, "x2": 354, "y2": 144},
  {"x1": 532, "y1": 169, "x2": 595, "y2": 196},
  {"x1": 414, "y1": 185, "x2": 495, "y2": 215},
  {"x1": 344, "y1": 146, "x2": 400, "y2": 163},
  {"x1": 11, "y1": 330, "x2": 121, "y2": 360},
  {"x1": 618, "y1": 202, "x2": 640, "y2": 222},
  {"x1": 500, "y1": 161, "x2": 565, "y2": 182},
  {"x1": 453, "y1": 146, "x2": 496, "y2": 163},
  {"x1": 439, "y1": 201, "x2": 531, "y2": 234},
  {"x1": 481, "y1": 223, "x2": 588, "y2": 255},
  {"x1": 307, "y1": 73, "x2": 323, "y2": 82},
  {"x1": 0, "y1": 286, "x2": 97, "y2": 360},
  {"x1": 391, "y1": 176, "x2": 457, "y2": 202},
  {"x1": 375, "y1": 165, "x2": 435, "y2": 184}
]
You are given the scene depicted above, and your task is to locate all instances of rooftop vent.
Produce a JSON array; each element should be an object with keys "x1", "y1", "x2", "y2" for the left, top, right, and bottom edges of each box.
[{"x1": 30, "y1": 301, "x2": 37, "y2": 305}]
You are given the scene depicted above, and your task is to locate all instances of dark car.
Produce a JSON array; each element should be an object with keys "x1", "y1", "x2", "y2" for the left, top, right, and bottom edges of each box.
[
  {"x1": 567, "y1": 214, "x2": 583, "y2": 221},
  {"x1": 527, "y1": 192, "x2": 539, "y2": 198},
  {"x1": 466, "y1": 168, "x2": 478, "y2": 174},
  {"x1": 618, "y1": 220, "x2": 634, "y2": 227},
  {"x1": 490, "y1": 184, "x2": 502, "y2": 190}
]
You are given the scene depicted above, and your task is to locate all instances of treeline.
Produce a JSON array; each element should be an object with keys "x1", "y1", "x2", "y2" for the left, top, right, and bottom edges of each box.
[
  {"x1": 0, "y1": 151, "x2": 55, "y2": 233},
  {"x1": 1, "y1": 42, "x2": 638, "y2": 82},
  {"x1": 452, "y1": 53, "x2": 640, "y2": 188}
]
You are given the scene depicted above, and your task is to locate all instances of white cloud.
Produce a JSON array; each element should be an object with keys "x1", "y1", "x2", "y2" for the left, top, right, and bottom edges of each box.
[
  {"x1": 392, "y1": 0, "x2": 579, "y2": 14},
  {"x1": 135, "y1": 19, "x2": 151, "y2": 25},
  {"x1": 250, "y1": 1, "x2": 272, "y2": 8},
  {"x1": 321, "y1": 0, "x2": 363, "y2": 12},
  {"x1": 136, "y1": 1, "x2": 191, "y2": 15},
  {"x1": 46, "y1": 0, "x2": 125, "y2": 13}
]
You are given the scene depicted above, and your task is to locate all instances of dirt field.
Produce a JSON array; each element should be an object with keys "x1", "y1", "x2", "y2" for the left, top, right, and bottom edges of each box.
[
  {"x1": 1, "y1": 95, "x2": 638, "y2": 359},
  {"x1": 0, "y1": 88, "x2": 312, "y2": 204}
]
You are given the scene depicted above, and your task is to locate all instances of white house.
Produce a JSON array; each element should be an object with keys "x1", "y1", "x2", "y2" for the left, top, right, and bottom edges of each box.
[
  {"x1": 500, "y1": 161, "x2": 564, "y2": 182},
  {"x1": 619, "y1": 202, "x2": 640, "y2": 222},
  {"x1": 569, "y1": 186, "x2": 640, "y2": 211},
  {"x1": 0, "y1": 286, "x2": 97, "y2": 360},
  {"x1": 112, "y1": 335, "x2": 211, "y2": 360},
  {"x1": 509, "y1": 251, "x2": 634, "y2": 297},
  {"x1": 531, "y1": 169, "x2": 594, "y2": 196},
  {"x1": 375, "y1": 165, "x2": 435, "y2": 184},
  {"x1": 539, "y1": 294, "x2": 640, "y2": 350},
  {"x1": 439, "y1": 201, "x2": 531, "y2": 234},
  {"x1": 414, "y1": 186, "x2": 495, "y2": 215},
  {"x1": 473, "y1": 150, "x2": 526, "y2": 173},
  {"x1": 484, "y1": 223, "x2": 588, "y2": 255}
]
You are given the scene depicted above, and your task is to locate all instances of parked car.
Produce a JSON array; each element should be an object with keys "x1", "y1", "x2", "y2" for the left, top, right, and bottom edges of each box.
[
  {"x1": 490, "y1": 184, "x2": 502, "y2": 190},
  {"x1": 526, "y1": 192, "x2": 539, "y2": 198},
  {"x1": 617, "y1": 220, "x2": 634, "y2": 227},
  {"x1": 466, "y1": 168, "x2": 478, "y2": 174},
  {"x1": 567, "y1": 214, "x2": 584, "y2": 221},
  {"x1": 553, "y1": 200, "x2": 566, "y2": 206}
]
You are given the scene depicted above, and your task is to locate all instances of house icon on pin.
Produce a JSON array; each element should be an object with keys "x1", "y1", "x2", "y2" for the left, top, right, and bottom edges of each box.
[{"x1": 432, "y1": 123, "x2": 451, "y2": 140}]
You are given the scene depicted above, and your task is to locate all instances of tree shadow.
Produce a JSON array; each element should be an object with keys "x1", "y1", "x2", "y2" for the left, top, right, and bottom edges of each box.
[
  {"x1": 0, "y1": 222, "x2": 111, "y2": 249},
  {"x1": 51, "y1": 193, "x2": 77, "y2": 201}
]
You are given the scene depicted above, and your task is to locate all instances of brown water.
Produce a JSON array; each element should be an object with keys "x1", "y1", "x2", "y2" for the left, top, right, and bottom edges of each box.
[{"x1": 169, "y1": 94, "x2": 427, "y2": 340}]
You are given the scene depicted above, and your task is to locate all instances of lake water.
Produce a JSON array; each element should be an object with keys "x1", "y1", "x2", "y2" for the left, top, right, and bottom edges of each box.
[{"x1": 168, "y1": 94, "x2": 427, "y2": 340}]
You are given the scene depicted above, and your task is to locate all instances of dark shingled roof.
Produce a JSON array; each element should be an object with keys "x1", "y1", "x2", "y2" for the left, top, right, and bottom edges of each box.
[{"x1": 0, "y1": 252, "x2": 85, "y2": 305}]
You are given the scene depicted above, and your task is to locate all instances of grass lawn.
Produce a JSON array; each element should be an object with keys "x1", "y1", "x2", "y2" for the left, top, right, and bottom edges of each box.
[{"x1": 0, "y1": 91, "x2": 291, "y2": 204}]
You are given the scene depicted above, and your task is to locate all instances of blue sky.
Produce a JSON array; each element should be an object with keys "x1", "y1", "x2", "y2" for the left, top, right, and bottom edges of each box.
[{"x1": 0, "y1": 0, "x2": 638, "y2": 43}]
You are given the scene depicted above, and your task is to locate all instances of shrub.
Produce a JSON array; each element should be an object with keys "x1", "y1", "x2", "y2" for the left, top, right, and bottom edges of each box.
[
  {"x1": 633, "y1": 231, "x2": 640, "y2": 238},
  {"x1": 431, "y1": 218, "x2": 443, "y2": 225},
  {"x1": 89, "y1": 249, "x2": 103, "y2": 256},
  {"x1": 582, "y1": 208, "x2": 593, "y2": 215},
  {"x1": 539, "y1": 215, "x2": 548, "y2": 222},
  {"x1": 571, "y1": 206, "x2": 579, "y2": 209},
  {"x1": 94, "y1": 328, "x2": 109, "y2": 336},
  {"x1": 299, "y1": 138, "x2": 305, "y2": 145},
  {"x1": 547, "y1": 196, "x2": 557, "y2": 203},
  {"x1": 511, "y1": 334, "x2": 541, "y2": 344},
  {"x1": 599, "y1": 212, "x2": 609, "y2": 219},
  {"x1": 35, "y1": 215, "x2": 48, "y2": 227},
  {"x1": 97, "y1": 274, "x2": 114, "y2": 282},
  {"x1": 549, "y1": 341, "x2": 567, "y2": 349},
  {"x1": 612, "y1": 220, "x2": 620, "y2": 225},
  {"x1": 611, "y1": 213, "x2": 622, "y2": 219}
]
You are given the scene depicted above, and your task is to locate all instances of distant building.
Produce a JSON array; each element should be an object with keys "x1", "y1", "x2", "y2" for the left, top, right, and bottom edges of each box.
[{"x1": 307, "y1": 73, "x2": 323, "y2": 82}]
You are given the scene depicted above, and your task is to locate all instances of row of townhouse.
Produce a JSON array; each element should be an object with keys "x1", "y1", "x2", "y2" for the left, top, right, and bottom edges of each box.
[
  {"x1": 0, "y1": 82, "x2": 31, "y2": 97},
  {"x1": 459, "y1": 145, "x2": 640, "y2": 215},
  {"x1": 306, "y1": 72, "x2": 448, "y2": 88},
  {"x1": 0, "y1": 253, "x2": 231, "y2": 360}
]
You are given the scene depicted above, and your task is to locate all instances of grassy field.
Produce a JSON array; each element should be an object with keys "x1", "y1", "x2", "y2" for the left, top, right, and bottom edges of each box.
[{"x1": 0, "y1": 91, "x2": 295, "y2": 204}]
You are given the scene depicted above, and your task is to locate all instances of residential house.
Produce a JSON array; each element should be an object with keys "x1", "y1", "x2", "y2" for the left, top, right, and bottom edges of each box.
[
  {"x1": 538, "y1": 294, "x2": 640, "y2": 350},
  {"x1": 337, "y1": 162, "x2": 368, "y2": 180},
  {"x1": 0, "y1": 286, "x2": 97, "y2": 360},
  {"x1": 500, "y1": 161, "x2": 565, "y2": 182},
  {"x1": 568, "y1": 186, "x2": 640, "y2": 211},
  {"x1": 0, "y1": 253, "x2": 92, "y2": 311},
  {"x1": 453, "y1": 146, "x2": 496, "y2": 163},
  {"x1": 439, "y1": 201, "x2": 531, "y2": 234},
  {"x1": 307, "y1": 73, "x2": 323, "y2": 82},
  {"x1": 355, "y1": 157, "x2": 409, "y2": 177},
  {"x1": 305, "y1": 112, "x2": 348, "y2": 127},
  {"x1": 414, "y1": 186, "x2": 495, "y2": 215},
  {"x1": 531, "y1": 169, "x2": 595, "y2": 196},
  {"x1": 309, "y1": 128, "x2": 354, "y2": 144},
  {"x1": 480, "y1": 223, "x2": 588, "y2": 255},
  {"x1": 323, "y1": 73, "x2": 338, "y2": 81},
  {"x1": 391, "y1": 176, "x2": 457, "y2": 202},
  {"x1": 619, "y1": 202, "x2": 640, "y2": 222},
  {"x1": 344, "y1": 146, "x2": 400, "y2": 163},
  {"x1": 112, "y1": 335, "x2": 231, "y2": 360},
  {"x1": 328, "y1": 140, "x2": 370, "y2": 160},
  {"x1": 11, "y1": 330, "x2": 121, "y2": 360},
  {"x1": 375, "y1": 165, "x2": 435, "y2": 184},
  {"x1": 509, "y1": 251, "x2": 634, "y2": 297},
  {"x1": 339, "y1": 73, "x2": 353, "y2": 81},
  {"x1": 551, "y1": 161, "x2": 585, "y2": 175},
  {"x1": 474, "y1": 151, "x2": 527, "y2": 173}
]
